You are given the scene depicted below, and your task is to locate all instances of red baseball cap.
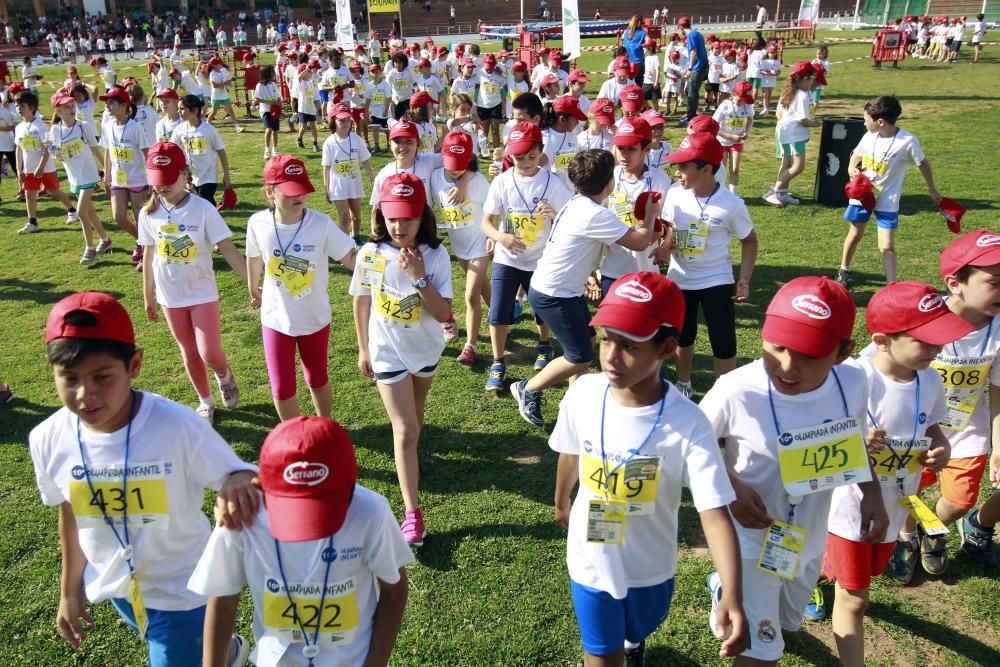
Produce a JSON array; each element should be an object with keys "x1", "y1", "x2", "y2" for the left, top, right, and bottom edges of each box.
[
  {"x1": 666, "y1": 132, "x2": 724, "y2": 166},
  {"x1": 216, "y1": 186, "x2": 238, "y2": 212},
  {"x1": 379, "y1": 172, "x2": 427, "y2": 219},
  {"x1": 732, "y1": 81, "x2": 754, "y2": 104},
  {"x1": 548, "y1": 52, "x2": 563, "y2": 63},
  {"x1": 767, "y1": 44, "x2": 778, "y2": 53},
  {"x1": 296, "y1": 63, "x2": 308, "y2": 74},
  {"x1": 506, "y1": 121, "x2": 543, "y2": 154},
  {"x1": 641, "y1": 108, "x2": 666, "y2": 127},
  {"x1": 678, "y1": 16, "x2": 692, "y2": 27},
  {"x1": 263, "y1": 154, "x2": 315, "y2": 196},
  {"x1": 168, "y1": 67, "x2": 180, "y2": 76},
  {"x1": 410, "y1": 90, "x2": 436, "y2": 108},
  {"x1": 209, "y1": 56, "x2": 223, "y2": 66},
  {"x1": 790, "y1": 60, "x2": 817, "y2": 78},
  {"x1": 98, "y1": 86, "x2": 131, "y2": 105},
  {"x1": 845, "y1": 173, "x2": 876, "y2": 213},
  {"x1": 642, "y1": 39, "x2": 657, "y2": 49},
  {"x1": 442, "y1": 131, "x2": 473, "y2": 171},
  {"x1": 418, "y1": 57, "x2": 431, "y2": 68},
  {"x1": 484, "y1": 53, "x2": 497, "y2": 64},
  {"x1": 669, "y1": 50, "x2": 681, "y2": 61},
  {"x1": 156, "y1": 88, "x2": 179, "y2": 100},
  {"x1": 592, "y1": 97, "x2": 616, "y2": 124},
  {"x1": 539, "y1": 73, "x2": 560, "y2": 88},
  {"x1": 45, "y1": 291, "x2": 135, "y2": 346},
  {"x1": 259, "y1": 416, "x2": 358, "y2": 542},
  {"x1": 552, "y1": 95, "x2": 588, "y2": 121},
  {"x1": 762, "y1": 276, "x2": 856, "y2": 358},
  {"x1": 620, "y1": 84, "x2": 645, "y2": 111},
  {"x1": 146, "y1": 142, "x2": 188, "y2": 186},
  {"x1": 614, "y1": 61, "x2": 630, "y2": 75},
  {"x1": 328, "y1": 102, "x2": 353, "y2": 119},
  {"x1": 388, "y1": 119, "x2": 420, "y2": 140},
  {"x1": 938, "y1": 197, "x2": 966, "y2": 234},
  {"x1": 687, "y1": 114, "x2": 720, "y2": 135},
  {"x1": 865, "y1": 281, "x2": 975, "y2": 344},
  {"x1": 940, "y1": 230, "x2": 1000, "y2": 279},
  {"x1": 590, "y1": 272, "x2": 685, "y2": 341},
  {"x1": 461, "y1": 57, "x2": 475, "y2": 67},
  {"x1": 369, "y1": 63, "x2": 382, "y2": 73},
  {"x1": 568, "y1": 69, "x2": 589, "y2": 83},
  {"x1": 612, "y1": 117, "x2": 653, "y2": 146},
  {"x1": 512, "y1": 61, "x2": 527, "y2": 72},
  {"x1": 50, "y1": 92, "x2": 74, "y2": 108}
]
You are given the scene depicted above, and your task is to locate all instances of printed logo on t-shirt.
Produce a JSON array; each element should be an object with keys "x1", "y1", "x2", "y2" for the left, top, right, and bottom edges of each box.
[
  {"x1": 615, "y1": 279, "x2": 653, "y2": 303},
  {"x1": 918, "y1": 292, "x2": 944, "y2": 313},
  {"x1": 283, "y1": 461, "x2": 329, "y2": 485},
  {"x1": 582, "y1": 439, "x2": 594, "y2": 454},
  {"x1": 321, "y1": 546, "x2": 337, "y2": 562},
  {"x1": 791, "y1": 294, "x2": 831, "y2": 319},
  {"x1": 918, "y1": 411, "x2": 927, "y2": 424},
  {"x1": 976, "y1": 234, "x2": 1000, "y2": 247},
  {"x1": 758, "y1": 619, "x2": 777, "y2": 643}
]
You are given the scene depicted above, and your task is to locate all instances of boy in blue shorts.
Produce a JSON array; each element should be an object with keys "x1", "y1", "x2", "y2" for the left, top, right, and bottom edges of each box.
[
  {"x1": 837, "y1": 95, "x2": 944, "y2": 286},
  {"x1": 551, "y1": 272, "x2": 747, "y2": 667},
  {"x1": 28, "y1": 291, "x2": 258, "y2": 666}
]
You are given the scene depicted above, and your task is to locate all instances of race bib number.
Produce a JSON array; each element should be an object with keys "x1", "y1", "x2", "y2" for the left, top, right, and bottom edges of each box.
[
  {"x1": 68, "y1": 461, "x2": 170, "y2": 529},
  {"x1": 266, "y1": 254, "x2": 316, "y2": 300},
  {"x1": 580, "y1": 453, "x2": 660, "y2": 515},
  {"x1": 111, "y1": 146, "x2": 134, "y2": 163},
  {"x1": 860, "y1": 153, "x2": 889, "y2": 176},
  {"x1": 19, "y1": 135, "x2": 41, "y2": 151},
  {"x1": 155, "y1": 223, "x2": 198, "y2": 263},
  {"x1": 359, "y1": 252, "x2": 386, "y2": 289},
  {"x1": 586, "y1": 499, "x2": 626, "y2": 544},
  {"x1": 334, "y1": 159, "x2": 360, "y2": 177},
  {"x1": 506, "y1": 212, "x2": 544, "y2": 246},
  {"x1": 757, "y1": 521, "x2": 807, "y2": 579},
  {"x1": 554, "y1": 152, "x2": 575, "y2": 171},
  {"x1": 373, "y1": 93, "x2": 386, "y2": 106},
  {"x1": 437, "y1": 200, "x2": 476, "y2": 229},
  {"x1": 776, "y1": 417, "x2": 872, "y2": 496},
  {"x1": 607, "y1": 189, "x2": 637, "y2": 226},
  {"x1": 183, "y1": 136, "x2": 208, "y2": 156},
  {"x1": 375, "y1": 283, "x2": 422, "y2": 329},
  {"x1": 932, "y1": 355, "x2": 991, "y2": 431},
  {"x1": 729, "y1": 116, "x2": 747, "y2": 131},
  {"x1": 59, "y1": 138, "x2": 85, "y2": 161},
  {"x1": 869, "y1": 437, "x2": 929, "y2": 484},
  {"x1": 675, "y1": 219, "x2": 710, "y2": 256},
  {"x1": 261, "y1": 576, "x2": 360, "y2": 644},
  {"x1": 483, "y1": 82, "x2": 500, "y2": 96},
  {"x1": 420, "y1": 132, "x2": 435, "y2": 153}
]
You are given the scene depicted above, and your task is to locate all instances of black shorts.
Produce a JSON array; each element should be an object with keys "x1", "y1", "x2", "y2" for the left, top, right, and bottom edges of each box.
[
  {"x1": 706, "y1": 83, "x2": 720, "y2": 93},
  {"x1": 298, "y1": 112, "x2": 317, "y2": 123},
  {"x1": 642, "y1": 83, "x2": 661, "y2": 100},
  {"x1": 476, "y1": 104, "x2": 504, "y2": 121},
  {"x1": 678, "y1": 283, "x2": 737, "y2": 359},
  {"x1": 371, "y1": 115, "x2": 389, "y2": 128}
]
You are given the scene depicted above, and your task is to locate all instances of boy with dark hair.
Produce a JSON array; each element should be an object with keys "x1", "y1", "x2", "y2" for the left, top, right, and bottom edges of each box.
[
  {"x1": 28, "y1": 292, "x2": 258, "y2": 666},
  {"x1": 837, "y1": 95, "x2": 943, "y2": 286}
]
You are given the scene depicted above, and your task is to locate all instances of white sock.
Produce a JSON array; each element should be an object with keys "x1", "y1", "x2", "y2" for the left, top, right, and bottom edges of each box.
[
  {"x1": 899, "y1": 530, "x2": 915, "y2": 541},
  {"x1": 624, "y1": 640, "x2": 641, "y2": 649},
  {"x1": 216, "y1": 367, "x2": 232, "y2": 383},
  {"x1": 199, "y1": 395, "x2": 215, "y2": 406},
  {"x1": 728, "y1": 184, "x2": 736, "y2": 193}
]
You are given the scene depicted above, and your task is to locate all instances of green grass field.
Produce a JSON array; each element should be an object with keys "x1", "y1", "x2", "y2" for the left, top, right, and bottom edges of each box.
[{"x1": 1, "y1": 32, "x2": 999, "y2": 666}]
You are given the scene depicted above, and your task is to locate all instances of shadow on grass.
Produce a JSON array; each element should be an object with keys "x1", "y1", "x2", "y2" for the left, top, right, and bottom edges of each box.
[
  {"x1": 414, "y1": 520, "x2": 565, "y2": 571},
  {"x1": 784, "y1": 628, "x2": 841, "y2": 665},
  {"x1": 867, "y1": 600, "x2": 999, "y2": 664},
  {"x1": 644, "y1": 645, "x2": 704, "y2": 666},
  {"x1": 0, "y1": 396, "x2": 58, "y2": 443},
  {"x1": 0, "y1": 277, "x2": 126, "y2": 306}
]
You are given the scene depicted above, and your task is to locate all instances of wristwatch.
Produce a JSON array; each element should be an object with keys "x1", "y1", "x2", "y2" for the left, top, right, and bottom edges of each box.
[{"x1": 412, "y1": 276, "x2": 430, "y2": 290}]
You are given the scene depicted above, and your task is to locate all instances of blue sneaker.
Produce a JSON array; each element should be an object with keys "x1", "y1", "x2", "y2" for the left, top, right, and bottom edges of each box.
[
  {"x1": 804, "y1": 586, "x2": 826, "y2": 622},
  {"x1": 534, "y1": 344, "x2": 554, "y2": 370},
  {"x1": 678, "y1": 116, "x2": 690, "y2": 128},
  {"x1": 512, "y1": 298, "x2": 523, "y2": 321},
  {"x1": 511, "y1": 379, "x2": 544, "y2": 426},
  {"x1": 485, "y1": 362, "x2": 506, "y2": 392},
  {"x1": 959, "y1": 508, "x2": 999, "y2": 568}
]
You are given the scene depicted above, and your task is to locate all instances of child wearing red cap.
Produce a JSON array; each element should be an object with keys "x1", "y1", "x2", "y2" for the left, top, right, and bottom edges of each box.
[
  {"x1": 719, "y1": 49, "x2": 742, "y2": 101},
  {"x1": 551, "y1": 271, "x2": 747, "y2": 666},
  {"x1": 577, "y1": 98, "x2": 615, "y2": 151},
  {"x1": 836, "y1": 95, "x2": 943, "y2": 287},
  {"x1": 139, "y1": 142, "x2": 247, "y2": 421},
  {"x1": 712, "y1": 81, "x2": 755, "y2": 195},
  {"x1": 170, "y1": 94, "x2": 232, "y2": 206},
  {"x1": 823, "y1": 281, "x2": 965, "y2": 664},
  {"x1": 541, "y1": 96, "x2": 587, "y2": 192},
  {"x1": 252, "y1": 65, "x2": 283, "y2": 158},
  {"x1": 293, "y1": 65, "x2": 321, "y2": 152},
  {"x1": 764, "y1": 61, "x2": 820, "y2": 207},
  {"x1": 663, "y1": 50, "x2": 685, "y2": 115},
  {"x1": 476, "y1": 55, "x2": 508, "y2": 149},
  {"x1": 154, "y1": 89, "x2": 182, "y2": 143},
  {"x1": 365, "y1": 65, "x2": 392, "y2": 151},
  {"x1": 29, "y1": 291, "x2": 258, "y2": 666},
  {"x1": 641, "y1": 109, "x2": 674, "y2": 171},
  {"x1": 350, "y1": 172, "x2": 455, "y2": 545},
  {"x1": 699, "y1": 276, "x2": 888, "y2": 667},
  {"x1": 757, "y1": 45, "x2": 781, "y2": 115},
  {"x1": 246, "y1": 155, "x2": 358, "y2": 422},
  {"x1": 205, "y1": 59, "x2": 244, "y2": 133},
  {"x1": 706, "y1": 42, "x2": 724, "y2": 110},
  {"x1": 598, "y1": 59, "x2": 633, "y2": 108},
  {"x1": 322, "y1": 103, "x2": 374, "y2": 246},
  {"x1": 810, "y1": 46, "x2": 830, "y2": 105},
  {"x1": 566, "y1": 69, "x2": 592, "y2": 116},
  {"x1": 663, "y1": 132, "x2": 756, "y2": 399},
  {"x1": 401, "y1": 91, "x2": 441, "y2": 154},
  {"x1": 189, "y1": 416, "x2": 414, "y2": 667},
  {"x1": 415, "y1": 58, "x2": 444, "y2": 120}
]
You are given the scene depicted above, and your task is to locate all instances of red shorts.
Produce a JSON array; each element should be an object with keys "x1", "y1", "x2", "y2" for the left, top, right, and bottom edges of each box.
[
  {"x1": 351, "y1": 108, "x2": 367, "y2": 123},
  {"x1": 919, "y1": 454, "x2": 988, "y2": 510},
  {"x1": 821, "y1": 533, "x2": 896, "y2": 591},
  {"x1": 22, "y1": 171, "x2": 60, "y2": 192},
  {"x1": 722, "y1": 143, "x2": 745, "y2": 153}
]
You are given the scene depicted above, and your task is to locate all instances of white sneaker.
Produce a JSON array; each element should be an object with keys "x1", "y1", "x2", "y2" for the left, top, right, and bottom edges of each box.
[
  {"x1": 707, "y1": 571, "x2": 731, "y2": 640},
  {"x1": 263, "y1": 147, "x2": 271, "y2": 158},
  {"x1": 762, "y1": 191, "x2": 785, "y2": 207},
  {"x1": 235, "y1": 125, "x2": 245, "y2": 133},
  {"x1": 17, "y1": 222, "x2": 40, "y2": 234},
  {"x1": 196, "y1": 401, "x2": 215, "y2": 422},
  {"x1": 217, "y1": 370, "x2": 241, "y2": 409},
  {"x1": 66, "y1": 210, "x2": 80, "y2": 224},
  {"x1": 675, "y1": 380, "x2": 693, "y2": 399},
  {"x1": 80, "y1": 247, "x2": 97, "y2": 264},
  {"x1": 779, "y1": 193, "x2": 801, "y2": 205},
  {"x1": 96, "y1": 237, "x2": 113, "y2": 255},
  {"x1": 227, "y1": 634, "x2": 250, "y2": 667}
]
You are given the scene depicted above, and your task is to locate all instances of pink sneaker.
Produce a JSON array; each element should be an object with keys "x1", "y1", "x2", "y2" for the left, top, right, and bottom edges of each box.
[
  {"x1": 401, "y1": 509, "x2": 426, "y2": 546},
  {"x1": 456, "y1": 344, "x2": 477, "y2": 365},
  {"x1": 442, "y1": 320, "x2": 459, "y2": 343}
]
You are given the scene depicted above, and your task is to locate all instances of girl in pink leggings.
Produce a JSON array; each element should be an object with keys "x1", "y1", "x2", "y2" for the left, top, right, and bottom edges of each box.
[
  {"x1": 138, "y1": 142, "x2": 247, "y2": 422},
  {"x1": 246, "y1": 154, "x2": 357, "y2": 421}
]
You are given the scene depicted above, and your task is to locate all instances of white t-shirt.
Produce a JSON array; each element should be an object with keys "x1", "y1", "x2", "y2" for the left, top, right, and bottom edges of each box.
[
  {"x1": 576, "y1": 128, "x2": 613, "y2": 151},
  {"x1": 138, "y1": 194, "x2": 233, "y2": 307},
  {"x1": 713, "y1": 99, "x2": 755, "y2": 147},
  {"x1": 369, "y1": 154, "x2": 443, "y2": 207},
  {"x1": 134, "y1": 105, "x2": 161, "y2": 146},
  {"x1": 775, "y1": 89, "x2": 812, "y2": 144},
  {"x1": 643, "y1": 54, "x2": 661, "y2": 86},
  {"x1": 747, "y1": 49, "x2": 764, "y2": 78},
  {"x1": 664, "y1": 184, "x2": 754, "y2": 290},
  {"x1": 450, "y1": 75, "x2": 477, "y2": 101},
  {"x1": 757, "y1": 57, "x2": 781, "y2": 88},
  {"x1": 0, "y1": 103, "x2": 18, "y2": 152},
  {"x1": 850, "y1": 128, "x2": 925, "y2": 213},
  {"x1": 532, "y1": 195, "x2": 629, "y2": 298},
  {"x1": 828, "y1": 354, "x2": 945, "y2": 543},
  {"x1": 429, "y1": 168, "x2": 491, "y2": 261},
  {"x1": 295, "y1": 78, "x2": 319, "y2": 114},
  {"x1": 550, "y1": 374, "x2": 735, "y2": 598},
  {"x1": 15, "y1": 117, "x2": 55, "y2": 174},
  {"x1": 322, "y1": 131, "x2": 371, "y2": 201},
  {"x1": 416, "y1": 74, "x2": 444, "y2": 103},
  {"x1": 699, "y1": 360, "x2": 869, "y2": 566},
  {"x1": 28, "y1": 392, "x2": 254, "y2": 611},
  {"x1": 482, "y1": 167, "x2": 573, "y2": 271},
  {"x1": 254, "y1": 81, "x2": 281, "y2": 117},
  {"x1": 597, "y1": 78, "x2": 629, "y2": 106},
  {"x1": 386, "y1": 68, "x2": 415, "y2": 104},
  {"x1": 972, "y1": 21, "x2": 985, "y2": 43},
  {"x1": 154, "y1": 116, "x2": 182, "y2": 144},
  {"x1": 169, "y1": 121, "x2": 225, "y2": 186},
  {"x1": 187, "y1": 487, "x2": 414, "y2": 667},
  {"x1": 542, "y1": 127, "x2": 581, "y2": 192},
  {"x1": 208, "y1": 67, "x2": 232, "y2": 100},
  {"x1": 348, "y1": 242, "x2": 453, "y2": 374},
  {"x1": 645, "y1": 141, "x2": 674, "y2": 171},
  {"x1": 245, "y1": 208, "x2": 356, "y2": 336},
  {"x1": 48, "y1": 120, "x2": 100, "y2": 186},
  {"x1": 367, "y1": 80, "x2": 391, "y2": 118},
  {"x1": 476, "y1": 69, "x2": 506, "y2": 109},
  {"x1": 707, "y1": 54, "x2": 724, "y2": 84},
  {"x1": 719, "y1": 62, "x2": 741, "y2": 93},
  {"x1": 100, "y1": 118, "x2": 151, "y2": 187},
  {"x1": 600, "y1": 166, "x2": 673, "y2": 280}
]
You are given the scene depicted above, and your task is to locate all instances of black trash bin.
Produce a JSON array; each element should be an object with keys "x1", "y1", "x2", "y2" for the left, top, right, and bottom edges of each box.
[
  {"x1": 814, "y1": 116, "x2": 867, "y2": 207},
  {"x1": 502, "y1": 37, "x2": 515, "y2": 52}
]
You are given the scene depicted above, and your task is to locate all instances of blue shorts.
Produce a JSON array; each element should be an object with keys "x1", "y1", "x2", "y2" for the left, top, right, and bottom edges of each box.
[
  {"x1": 111, "y1": 598, "x2": 206, "y2": 666},
  {"x1": 844, "y1": 204, "x2": 899, "y2": 230},
  {"x1": 261, "y1": 113, "x2": 281, "y2": 130},
  {"x1": 527, "y1": 288, "x2": 593, "y2": 363},
  {"x1": 570, "y1": 578, "x2": 675, "y2": 656},
  {"x1": 489, "y1": 263, "x2": 543, "y2": 326},
  {"x1": 319, "y1": 89, "x2": 330, "y2": 103},
  {"x1": 299, "y1": 112, "x2": 317, "y2": 124}
]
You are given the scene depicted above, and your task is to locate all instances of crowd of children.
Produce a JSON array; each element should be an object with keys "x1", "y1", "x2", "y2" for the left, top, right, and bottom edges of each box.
[{"x1": 11, "y1": 25, "x2": 998, "y2": 667}]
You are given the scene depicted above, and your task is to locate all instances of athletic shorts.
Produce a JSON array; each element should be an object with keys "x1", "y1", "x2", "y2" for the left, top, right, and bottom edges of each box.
[
  {"x1": 319, "y1": 90, "x2": 330, "y2": 103},
  {"x1": 489, "y1": 262, "x2": 543, "y2": 326},
  {"x1": 111, "y1": 185, "x2": 149, "y2": 193},
  {"x1": 570, "y1": 578, "x2": 674, "y2": 657},
  {"x1": 111, "y1": 598, "x2": 206, "y2": 667},
  {"x1": 22, "y1": 172, "x2": 60, "y2": 191},
  {"x1": 261, "y1": 113, "x2": 281, "y2": 130},
  {"x1": 371, "y1": 115, "x2": 389, "y2": 128},
  {"x1": 739, "y1": 556, "x2": 822, "y2": 662},
  {"x1": 706, "y1": 82, "x2": 720, "y2": 92},
  {"x1": 748, "y1": 77, "x2": 761, "y2": 87},
  {"x1": 821, "y1": 533, "x2": 895, "y2": 591},
  {"x1": 393, "y1": 99, "x2": 410, "y2": 120},
  {"x1": 477, "y1": 104, "x2": 504, "y2": 121},
  {"x1": 526, "y1": 288, "x2": 593, "y2": 364},
  {"x1": 919, "y1": 453, "x2": 988, "y2": 511},
  {"x1": 679, "y1": 284, "x2": 737, "y2": 359},
  {"x1": 722, "y1": 143, "x2": 745, "y2": 153},
  {"x1": 374, "y1": 362, "x2": 438, "y2": 384},
  {"x1": 953, "y1": 41, "x2": 963, "y2": 51},
  {"x1": 843, "y1": 204, "x2": 899, "y2": 230},
  {"x1": 211, "y1": 97, "x2": 231, "y2": 109},
  {"x1": 642, "y1": 83, "x2": 660, "y2": 100},
  {"x1": 351, "y1": 108, "x2": 367, "y2": 123},
  {"x1": 70, "y1": 181, "x2": 98, "y2": 194},
  {"x1": 776, "y1": 139, "x2": 807, "y2": 158}
]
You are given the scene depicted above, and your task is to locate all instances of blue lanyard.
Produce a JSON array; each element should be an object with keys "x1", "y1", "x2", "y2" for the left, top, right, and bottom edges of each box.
[
  {"x1": 272, "y1": 210, "x2": 306, "y2": 259},
  {"x1": 75, "y1": 390, "x2": 139, "y2": 571},
  {"x1": 598, "y1": 381, "x2": 667, "y2": 492},
  {"x1": 114, "y1": 118, "x2": 132, "y2": 148},
  {"x1": 274, "y1": 535, "x2": 334, "y2": 665},
  {"x1": 616, "y1": 168, "x2": 652, "y2": 196},
  {"x1": 157, "y1": 191, "x2": 190, "y2": 221},
  {"x1": 57, "y1": 121, "x2": 82, "y2": 146},
  {"x1": 867, "y1": 371, "x2": 921, "y2": 492},
  {"x1": 334, "y1": 132, "x2": 353, "y2": 160},
  {"x1": 511, "y1": 168, "x2": 551, "y2": 216},
  {"x1": 950, "y1": 317, "x2": 992, "y2": 356},
  {"x1": 873, "y1": 129, "x2": 898, "y2": 166},
  {"x1": 693, "y1": 183, "x2": 719, "y2": 221},
  {"x1": 645, "y1": 147, "x2": 663, "y2": 169}
]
